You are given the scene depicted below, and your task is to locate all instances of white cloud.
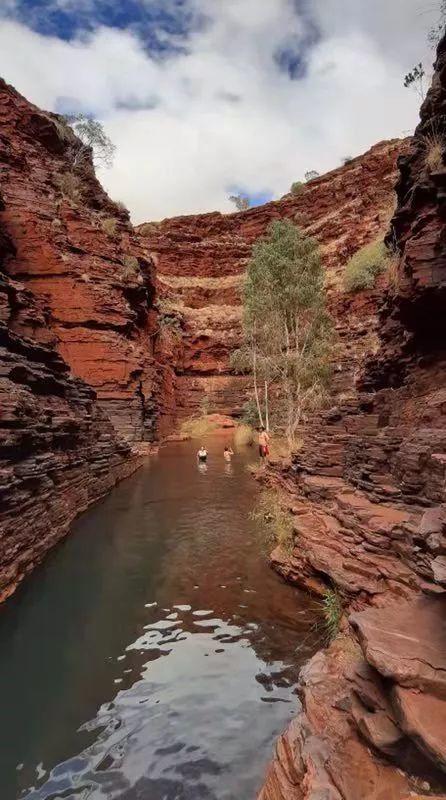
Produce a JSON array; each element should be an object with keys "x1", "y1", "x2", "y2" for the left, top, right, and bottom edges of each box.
[{"x1": 0, "y1": 0, "x2": 439, "y2": 222}]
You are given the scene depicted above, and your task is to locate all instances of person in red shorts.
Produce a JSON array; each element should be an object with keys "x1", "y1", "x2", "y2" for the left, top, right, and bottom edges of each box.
[{"x1": 258, "y1": 426, "x2": 270, "y2": 463}]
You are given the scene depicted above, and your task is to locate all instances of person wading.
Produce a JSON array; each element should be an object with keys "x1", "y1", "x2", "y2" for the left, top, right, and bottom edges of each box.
[
  {"x1": 197, "y1": 445, "x2": 208, "y2": 463},
  {"x1": 224, "y1": 446, "x2": 234, "y2": 462},
  {"x1": 258, "y1": 427, "x2": 270, "y2": 464}
]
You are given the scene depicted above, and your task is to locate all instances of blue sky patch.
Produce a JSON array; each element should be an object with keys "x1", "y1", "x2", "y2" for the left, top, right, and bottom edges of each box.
[
  {"x1": 2, "y1": 0, "x2": 206, "y2": 56},
  {"x1": 227, "y1": 186, "x2": 274, "y2": 209}
]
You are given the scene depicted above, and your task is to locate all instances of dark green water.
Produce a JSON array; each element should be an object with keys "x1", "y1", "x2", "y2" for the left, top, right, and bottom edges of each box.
[{"x1": 0, "y1": 437, "x2": 320, "y2": 800}]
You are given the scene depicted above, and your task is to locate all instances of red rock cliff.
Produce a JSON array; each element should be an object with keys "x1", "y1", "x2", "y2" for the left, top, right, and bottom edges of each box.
[
  {"x1": 0, "y1": 190, "x2": 141, "y2": 602},
  {"x1": 138, "y1": 138, "x2": 408, "y2": 424},
  {"x1": 0, "y1": 79, "x2": 160, "y2": 444},
  {"x1": 259, "y1": 33, "x2": 446, "y2": 800}
]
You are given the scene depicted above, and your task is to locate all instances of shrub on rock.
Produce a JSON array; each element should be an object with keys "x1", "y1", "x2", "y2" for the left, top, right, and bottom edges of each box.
[{"x1": 343, "y1": 239, "x2": 390, "y2": 293}]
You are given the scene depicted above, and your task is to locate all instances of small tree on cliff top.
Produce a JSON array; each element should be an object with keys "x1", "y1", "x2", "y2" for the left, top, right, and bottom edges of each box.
[
  {"x1": 403, "y1": 63, "x2": 426, "y2": 101},
  {"x1": 62, "y1": 113, "x2": 116, "y2": 170},
  {"x1": 229, "y1": 193, "x2": 250, "y2": 211},
  {"x1": 234, "y1": 220, "x2": 334, "y2": 445}
]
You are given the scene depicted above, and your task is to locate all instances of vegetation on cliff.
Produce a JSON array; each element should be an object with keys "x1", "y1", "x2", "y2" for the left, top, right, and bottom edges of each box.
[
  {"x1": 250, "y1": 488, "x2": 294, "y2": 554},
  {"x1": 233, "y1": 220, "x2": 334, "y2": 445},
  {"x1": 343, "y1": 238, "x2": 393, "y2": 293}
]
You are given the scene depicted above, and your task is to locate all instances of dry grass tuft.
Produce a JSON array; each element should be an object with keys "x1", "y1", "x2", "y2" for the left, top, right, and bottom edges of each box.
[
  {"x1": 423, "y1": 133, "x2": 444, "y2": 172},
  {"x1": 234, "y1": 424, "x2": 255, "y2": 447},
  {"x1": 101, "y1": 217, "x2": 118, "y2": 237},
  {"x1": 180, "y1": 415, "x2": 219, "y2": 439},
  {"x1": 250, "y1": 488, "x2": 294, "y2": 554},
  {"x1": 138, "y1": 221, "x2": 162, "y2": 236},
  {"x1": 57, "y1": 173, "x2": 83, "y2": 203}
]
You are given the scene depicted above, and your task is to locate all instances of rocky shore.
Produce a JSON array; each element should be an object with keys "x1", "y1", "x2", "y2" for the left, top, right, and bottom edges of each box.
[{"x1": 258, "y1": 33, "x2": 446, "y2": 800}]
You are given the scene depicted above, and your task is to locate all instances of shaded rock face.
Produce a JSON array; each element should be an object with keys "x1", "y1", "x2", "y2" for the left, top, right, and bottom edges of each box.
[
  {"x1": 138, "y1": 139, "x2": 408, "y2": 421},
  {"x1": 0, "y1": 197, "x2": 141, "y2": 602},
  {"x1": 259, "y1": 33, "x2": 446, "y2": 800},
  {"x1": 0, "y1": 79, "x2": 161, "y2": 443}
]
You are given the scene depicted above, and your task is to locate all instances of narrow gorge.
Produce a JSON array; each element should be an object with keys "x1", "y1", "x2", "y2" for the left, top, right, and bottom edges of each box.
[{"x1": 0, "y1": 27, "x2": 446, "y2": 800}]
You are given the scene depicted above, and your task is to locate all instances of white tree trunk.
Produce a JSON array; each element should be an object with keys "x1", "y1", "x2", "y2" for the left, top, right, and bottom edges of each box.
[
  {"x1": 264, "y1": 380, "x2": 270, "y2": 432},
  {"x1": 252, "y1": 342, "x2": 264, "y2": 428}
]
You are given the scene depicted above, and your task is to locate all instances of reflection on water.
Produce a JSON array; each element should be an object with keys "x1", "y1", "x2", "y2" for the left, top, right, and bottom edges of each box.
[{"x1": 0, "y1": 437, "x2": 320, "y2": 800}]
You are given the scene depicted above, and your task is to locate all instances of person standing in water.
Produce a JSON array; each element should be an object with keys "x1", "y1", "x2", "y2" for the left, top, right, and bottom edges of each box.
[
  {"x1": 197, "y1": 445, "x2": 208, "y2": 463},
  {"x1": 258, "y1": 427, "x2": 270, "y2": 463},
  {"x1": 223, "y1": 446, "x2": 234, "y2": 462}
]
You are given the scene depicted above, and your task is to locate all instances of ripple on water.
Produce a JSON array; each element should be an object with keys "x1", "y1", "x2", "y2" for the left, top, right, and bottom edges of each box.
[{"x1": 1, "y1": 439, "x2": 321, "y2": 800}]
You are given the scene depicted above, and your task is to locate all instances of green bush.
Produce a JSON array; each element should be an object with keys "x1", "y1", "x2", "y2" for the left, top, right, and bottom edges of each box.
[
  {"x1": 240, "y1": 399, "x2": 259, "y2": 427},
  {"x1": 343, "y1": 239, "x2": 389, "y2": 293},
  {"x1": 321, "y1": 588, "x2": 343, "y2": 643},
  {"x1": 290, "y1": 181, "x2": 304, "y2": 196}
]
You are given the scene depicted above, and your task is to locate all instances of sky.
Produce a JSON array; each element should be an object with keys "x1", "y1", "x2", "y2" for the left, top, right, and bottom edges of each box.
[{"x1": 0, "y1": 0, "x2": 440, "y2": 223}]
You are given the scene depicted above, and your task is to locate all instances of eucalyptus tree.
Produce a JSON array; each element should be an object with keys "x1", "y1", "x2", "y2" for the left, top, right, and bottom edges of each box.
[{"x1": 233, "y1": 220, "x2": 333, "y2": 445}]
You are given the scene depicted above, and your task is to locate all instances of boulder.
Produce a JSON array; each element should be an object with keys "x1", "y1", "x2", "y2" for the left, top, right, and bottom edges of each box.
[
  {"x1": 393, "y1": 686, "x2": 446, "y2": 771},
  {"x1": 350, "y1": 597, "x2": 446, "y2": 698}
]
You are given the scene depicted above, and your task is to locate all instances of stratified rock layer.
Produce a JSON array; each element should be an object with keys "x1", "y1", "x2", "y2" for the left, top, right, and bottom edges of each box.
[
  {"x1": 0, "y1": 197, "x2": 141, "y2": 602},
  {"x1": 0, "y1": 79, "x2": 161, "y2": 443},
  {"x1": 138, "y1": 139, "x2": 408, "y2": 422},
  {"x1": 259, "y1": 32, "x2": 446, "y2": 800}
]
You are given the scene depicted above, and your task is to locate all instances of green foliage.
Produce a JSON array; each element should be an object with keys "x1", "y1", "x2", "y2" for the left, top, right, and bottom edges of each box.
[
  {"x1": 305, "y1": 170, "x2": 319, "y2": 182},
  {"x1": 343, "y1": 239, "x2": 390, "y2": 293},
  {"x1": 230, "y1": 348, "x2": 251, "y2": 375},
  {"x1": 290, "y1": 181, "x2": 304, "y2": 196},
  {"x1": 342, "y1": 156, "x2": 353, "y2": 165},
  {"x1": 240, "y1": 399, "x2": 259, "y2": 427},
  {"x1": 242, "y1": 220, "x2": 334, "y2": 443},
  {"x1": 403, "y1": 63, "x2": 425, "y2": 100},
  {"x1": 62, "y1": 113, "x2": 116, "y2": 169},
  {"x1": 250, "y1": 489, "x2": 294, "y2": 553},
  {"x1": 321, "y1": 588, "x2": 343, "y2": 643},
  {"x1": 158, "y1": 299, "x2": 183, "y2": 333}
]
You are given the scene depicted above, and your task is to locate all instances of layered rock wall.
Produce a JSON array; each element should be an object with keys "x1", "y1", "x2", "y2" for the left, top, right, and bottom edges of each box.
[
  {"x1": 0, "y1": 79, "x2": 160, "y2": 444},
  {"x1": 0, "y1": 193, "x2": 141, "y2": 602},
  {"x1": 138, "y1": 139, "x2": 408, "y2": 423},
  {"x1": 259, "y1": 33, "x2": 446, "y2": 800}
]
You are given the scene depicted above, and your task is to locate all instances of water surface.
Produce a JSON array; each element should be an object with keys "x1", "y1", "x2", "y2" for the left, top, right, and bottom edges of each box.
[{"x1": 0, "y1": 437, "x2": 320, "y2": 800}]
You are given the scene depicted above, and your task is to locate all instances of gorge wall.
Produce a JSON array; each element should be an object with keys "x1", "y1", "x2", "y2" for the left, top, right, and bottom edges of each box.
[
  {"x1": 0, "y1": 191, "x2": 142, "y2": 602},
  {"x1": 0, "y1": 80, "x2": 166, "y2": 600},
  {"x1": 0, "y1": 79, "x2": 163, "y2": 445},
  {"x1": 0, "y1": 78, "x2": 411, "y2": 613},
  {"x1": 138, "y1": 138, "x2": 408, "y2": 422},
  {"x1": 259, "y1": 34, "x2": 446, "y2": 800}
]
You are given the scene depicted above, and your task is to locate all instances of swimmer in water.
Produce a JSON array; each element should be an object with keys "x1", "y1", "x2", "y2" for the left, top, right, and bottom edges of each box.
[
  {"x1": 223, "y1": 446, "x2": 234, "y2": 462},
  {"x1": 197, "y1": 445, "x2": 208, "y2": 463}
]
